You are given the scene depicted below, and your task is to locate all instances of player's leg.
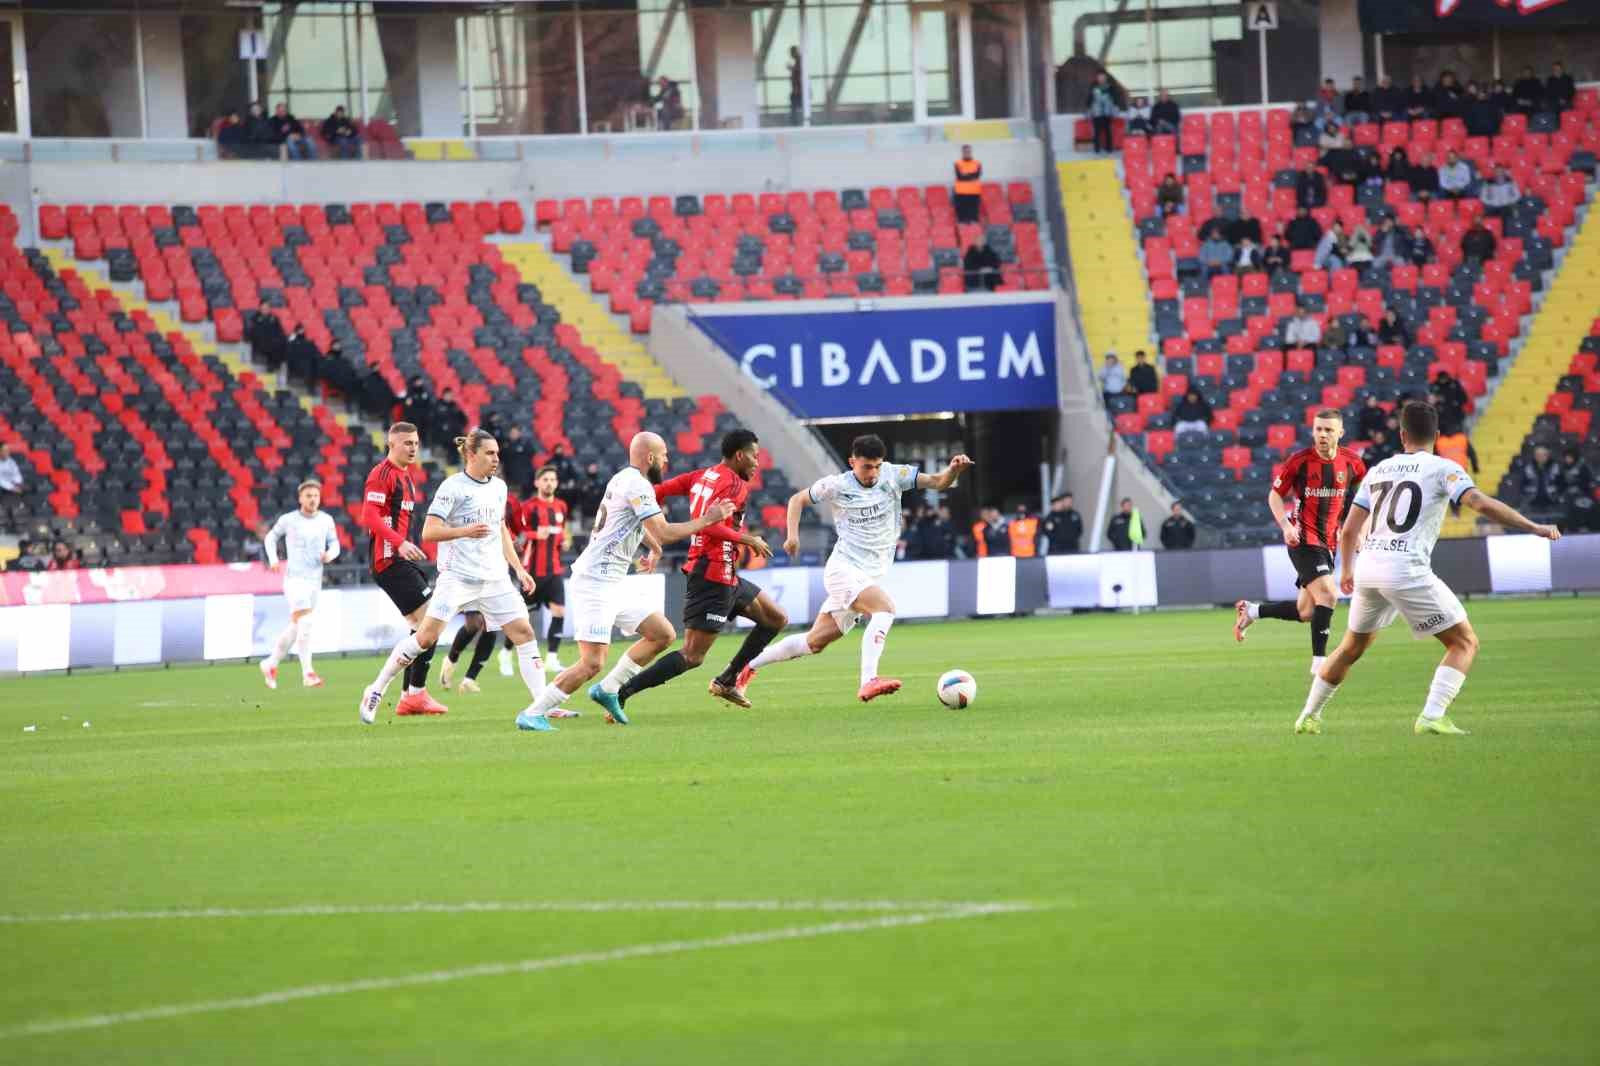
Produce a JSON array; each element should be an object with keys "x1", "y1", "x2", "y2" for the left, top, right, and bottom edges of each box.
[
  {"x1": 1235, "y1": 548, "x2": 1322, "y2": 642},
  {"x1": 747, "y1": 609, "x2": 842, "y2": 674},
  {"x1": 590, "y1": 612, "x2": 674, "y2": 723},
  {"x1": 361, "y1": 612, "x2": 448, "y2": 723},
  {"x1": 460, "y1": 623, "x2": 500, "y2": 690},
  {"x1": 851, "y1": 583, "x2": 902, "y2": 702},
  {"x1": 545, "y1": 593, "x2": 567, "y2": 670},
  {"x1": 1406, "y1": 579, "x2": 1475, "y2": 735},
  {"x1": 398, "y1": 598, "x2": 442, "y2": 704},
  {"x1": 617, "y1": 626, "x2": 716, "y2": 708},
  {"x1": 1293, "y1": 586, "x2": 1392, "y2": 732},
  {"x1": 440, "y1": 611, "x2": 485, "y2": 690},
  {"x1": 711, "y1": 590, "x2": 787, "y2": 707},
  {"x1": 260, "y1": 614, "x2": 297, "y2": 689},
  {"x1": 517, "y1": 579, "x2": 610, "y2": 726},
  {"x1": 290, "y1": 607, "x2": 322, "y2": 686},
  {"x1": 1304, "y1": 575, "x2": 1339, "y2": 676}
]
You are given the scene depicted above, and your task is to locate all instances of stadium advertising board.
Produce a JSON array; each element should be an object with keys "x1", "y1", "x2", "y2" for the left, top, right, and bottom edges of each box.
[{"x1": 691, "y1": 296, "x2": 1058, "y2": 418}]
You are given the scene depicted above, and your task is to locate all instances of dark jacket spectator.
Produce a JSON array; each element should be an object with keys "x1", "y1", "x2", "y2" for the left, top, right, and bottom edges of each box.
[
  {"x1": 1159, "y1": 505, "x2": 1196, "y2": 550},
  {"x1": 270, "y1": 103, "x2": 312, "y2": 160},
  {"x1": 919, "y1": 507, "x2": 957, "y2": 560},
  {"x1": 1432, "y1": 373, "x2": 1470, "y2": 430},
  {"x1": 1172, "y1": 390, "x2": 1213, "y2": 433},
  {"x1": 1490, "y1": 79, "x2": 1516, "y2": 114},
  {"x1": 1041, "y1": 495, "x2": 1083, "y2": 554},
  {"x1": 1545, "y1": 63, "x2": 1576, "y2": 113},
  {"x1": 1358, "y1": 395, "x2": 1388, "y2": 441},
  {"x1": 216, "y1": 111, "x2": 248, "y2": 158},
  {"x1": 359, "y1": 366, "x2": 400, "y2": 421},
  {"x1": 284, "y1": 325, "x2": 321, "y2": 382},
  {"x1": 243, "y1": 103, "x2": 276, "y2": 158},
  {"x1": 1226, "y1": 213, "x2": 1263, "y2": 247},
  {"x1": 1373, "y1": 76, "x2": 1406, "y2": 120},
  {"x1": 318, "y1": 340, "x2": 357, "y2": 400},
  {"x1": 1512, "y1": 68, "x2": 1543, "y2": 114},
  {"x1": 248, "y1": 309, "x2": 288, "y2": 369},
  {"x1": 1294, "y1": 163, "x2": 1328, "y2": 209},
  {"x1": 1284, "y1": 208, "x2": 1323, "y2": 251},
  {"x1": 1463, "y1": 86, "x2": 1502, "y2": 138},
  {"x1": 1405, "y1": 76, "x2": 1431, "y2": 119},
  {"x1": 1128, "y1": 351, "x2": 1159, "y2": 395},
  {"x1": 962, "y1": 240, "x2": 1001, "y2": 292},
  {"x1": 1385, "y1": 148, "x2": 1412, "y2": 184},
  {"x1": 1377, "y1": 310, "x2": 1410, "y2": 347},
  {"x1": 1461, "y1": 223, "x2": 1496, "y2": 263},
  {"x1": 1560, "y1": 447, "x2": 1594, "y2": 499},
  {"x1": 322, "y1": 106, "x2": 361, "y2": 158},
  {"x1": 1106, "y1": 500, "x2": 1141, "y2": 551},
  {"x1": 501, "y1": 426, "x2": 536, "y2": 493},
  {"x1": 1261, "y1": 237, "x2": 1289, "y2": 273},
  {"x1": 1150, "y1": 90, "x2": 1180, "y2": 133},
  {"x1": 1156, "y1": 174, "x2": 1185, "y2": 213},
  {"x1": 1432, "y1": 72, "x2": 1465, "y2": 119},
  {"x1": 1520, "y1": 446, "x2": 1563, "y2": 506},
  {"x1": 1343, "y1": 80, "x2": 1373, "y2": 122}
]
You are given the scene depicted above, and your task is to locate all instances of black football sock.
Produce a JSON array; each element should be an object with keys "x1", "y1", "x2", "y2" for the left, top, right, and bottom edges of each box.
[
  {"x1": 405, "y1": 642, "x2": 436, "y2": 689},
  {"x1": 446, "y1": 623, "x2": 476, "y2": 663},
  {"x1": 617, "y1": 650, "x2": 690, "y2": 705},
  {"x1": 1310, "y1": 604, "x2": 1334, "y2": 657},
  {"x1": 465, "y1": 626, "x2": 499, "y2": 680},
  {"x1": 716, "y1": 625, "x2": 779, "y2": 687},
  {"x1": 1259, "y1": 600, "x2": 1303, "y2": 622},
  {"x1": 546, "y1": 618, "x2": 564, "y2": 658}
]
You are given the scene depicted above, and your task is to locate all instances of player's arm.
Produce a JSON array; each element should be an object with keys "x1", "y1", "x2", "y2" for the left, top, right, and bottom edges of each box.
[
  {"x1": 1459, "y1": 488, "x2": 1560, "y2": 539},
  {"x1": 639, "y1": 500, "x2": 736, "y2": 547},
  {"x1": 1268, "y1": 456, "x2": 1303, "y2": 547},
  {"x1": 321, "y1": 520, "x2": 340, "y2": 564},
  {"x1": 653, "y1": 471, "x2": 698, "y2": 503},
  {"x1": 636, "y1": 524, "x2": 663, "y2": 573},
  {"x1": 501, "y1": 522, "x2": 534, "y2": 593},
  {"x1": 915, "y1": 455, "x2": 974, "y2": 491},
  {"x1": 1336, "y1": 500, "x2": 1369, "y2": 595},
  {"x1": 360, "y1": 490, "x2": 426, "y2": 562},
  {"x1": 699, "y1": 517, "x2": 773, "y2": 557},
  {"x1": 264, "y1": 518, "x2": 284, "y2": 571},
  {"x1": 782, "y1": 487, "x2": 814, "y2": 558}
]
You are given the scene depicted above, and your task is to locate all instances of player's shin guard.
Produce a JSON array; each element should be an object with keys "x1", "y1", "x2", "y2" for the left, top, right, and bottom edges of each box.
[
  {"x1": 1421, "y1": 665, "x2": 1466, "y2": 721},
  {"x1": 466, "y1": 626, "x2": 498, "y2": 680},
  {"x1": 618, "y1": 650, "x2": 688, "y2": 704},
  {"x1": 717, "y1": 625, "x2": 779, "y2": 686},
  {"x1": 748, "y1": 632, "x2": 812, "y2": 669},
  {"x1": 376, "y1": 635, "x2": 423, "y2": 694},
  {"x1": 404, "y1": 640, "x2": 436, "y2": 693},
  {"x1": 860, "y1": 612, "x2": 894, "y2": 686},
  {"x1": 1260, "y1": 601, "x2": 1302, "y2": 622},
  {"x1": 514, "y1": 639, "x2": 544, "y2": 700},
  {"x1": 1310, "y1": 604, "x2": 1334, "y2": 657}
]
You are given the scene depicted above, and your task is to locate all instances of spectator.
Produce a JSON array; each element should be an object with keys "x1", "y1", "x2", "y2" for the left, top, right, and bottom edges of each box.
[
  {"x1": 1099, "y1": 352, "x2": 1126, "y2": 403},
  {"x1": 283, "y1": 324, "x2": 320, "y2": 383},
  {"x1": 1481, "y1": 166, "x2": 1520, "y2": 217},
  {"x1": 1313, "y1": 220, "x2": 1347, "y2": 270},
  {"x1": 1463, "y1": 82, "x2": 1502, "y2": 138},
  {"x1": 1343, "y1": 76, "x2": 1372, "y2": 125},
  {"x1": 0, "y1": 442, "x2": 22, "y2": 495},
  {"x1": 1377, "y1": 309, "x2": 1411, "y2": 347},
  {"x1": 1490, "y1": 77, "x2": 1516, "y2": 114},
  {"x1": 1406, "y1": 225, "x2": 1434, "y2": 266},
  {"x1": 962, "y1": 237, "x2": 1001, "y2": 292},
  {"x1": 1150, "y1": 88, "x2": 1180, "y2": 134},
  {"x1": 578, "y1": 461, "x2": 606, "y2": 518},
  {"x1": 430, "y1": 388, "x2": 466, "y2": 451},
  {"x1": 1405, "y1": 74, "x2": 1431, "y2": 120},
  {"x1": 47, "y1": 540, "x2": 81, "y2": 570},
  {"x1": 1372, "y1": 217, "x2": 1405, "y2": 267},
  {"x1": 1290, "y1": 104, "x2": 1317, "y2": 145},
  {"x1": 1374, "y1": 74, "x2": 1406, "y2": 121},
  {"x1": 1041, "y1": 493, "x2": 1083, "y2": 555},
  {"x1": 1261, "y1": 235, "x2": 1289, "y2": 273},
  {"x1": 1344, "y1": 223, "x2": 1374, "y2": 267},
  {"x1": 321, "y1": 105, "x2": 361, "y2": 159},
  {"x1": 1364, "y1": 427, "x2": 1396, "y2": 466},
  {"x1": 1437, "y1": 150, "x2": 1474, "y2": 199},
  {"x1": 270, "y1": 102, "x2": 313, "y2": 160},
  {"x1": 1285, "y1": 308, "x2": 1322, "y2": 352},
  {"x1": 1520, "y1": 445, "x2": 1563, "y2": 509},
  {"x1": 1199, "y1": 231, "x2": 1233, "y2": 277},
  {"x1": 1172, "y1": 389, "x2": 1213, "y2": 435},
  {"x1": 1234, "y1": 236, "x2": 1263, "y2": 274},
  {"x1": 13, "y1": 540, "x2": 48, "y2": 572},
  {"x1": 240, "y1": 102, "x2": 276, "y2": 159},
  {"x1": 1226, "y1": 209, "x2": 1263, "y2": 248},
  {"x1": 1128, "y1": 349, "x2": 1159, "y2": 395},
  {"x1": 317, "y1": 340, "x2": 358, "y2": 402},
  {"x1": 1125, "y1": 95, "x2": 1154, "y2": 136},
  {"x1": 953, "y1": 143, "x2": 983, "y2": 224},
  {"x1": 1008, "y1": 505, "x2": 1039, "y2": 558},
  {"x1": 1546, "y1": 61, "x2": 1575, "y2": 113},
  {"x1": 501, "y1": 425, "x2": 535, "y2": 493},
  {"x1": 216, "y1": 110, "x2": 249, "y2": 158},
  {"x1": 1106, "y1": 497, "x2": 1143, "y2": 552},
  {"x1": 1435, "y1": 424, "x2": 1479, "y2": 475},
  {"x1": 1294, "y1": 160, "x2": 1328, "y2": 209},
  {"x1": 1313, "y1": 81, "x2": 1342, "y2": 133},
  {"x1": 547, "y1": 443, "x2": 579, "y2": 488},
  {"x1": 1085, "y1": 71, "x2": 1122, "y2": 154},
  {"x1": 1357, "y1": 394, "x2": 1388, "y2": 441},
  {"x1": 1461, "y1": 220, "x2": 1496, "y2": 264},
  {"x1": 1159, "y1": 502, "x2": 1196, "y2": 550},
  {"x1": 1560, "y1": 446, "x2": 1594, "y2": 499},
  {"x1": 920, "y1": 504, "x2": 957, "y2": 560},
  {"x1": 1284, "y1": 205, "x2": 1322, "y2": 251},
  {"x1": 970, "y1": 505, "x2": 1009, "y2": 558},
  {"x1": 248, "y1": 308, "x2": 288, "y2": 370},
  {"x1": 359, "y1": 364, "x2": 401, "y2": 421},
  {"x1": 654, "y1": 77, "x2": 685, "y2": 129},
  {"x1": 1156, "y1": 173, "x2": 1184, "y2": 214},
  {"x1": 788, "y1": 46, "x2": 804, "y2": 126},
  {"x1": 1512, "y1": 65, "x2": 1544, "y2": 115},
  {"x1": 1385, "y1": 147, "x2": 1412, "y2": 185},
  {"x1": 1433, "y1": 70, "x2": 1465, "y2": 119}
]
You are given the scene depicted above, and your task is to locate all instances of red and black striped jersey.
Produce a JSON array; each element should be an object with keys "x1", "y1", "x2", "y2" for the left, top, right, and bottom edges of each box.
[
  {"x1": 655, "y1": 463, "x2": 750, "y2": 587},
  {"x1": 511, "y1": 495, "x2": 569, "y2": 577},
  {"x1": 362, "y1": 458, "x2": 422, "y2": 574},
  {"x1": 1273, "y1": 446, "x2": 1368, "y2": 550}
]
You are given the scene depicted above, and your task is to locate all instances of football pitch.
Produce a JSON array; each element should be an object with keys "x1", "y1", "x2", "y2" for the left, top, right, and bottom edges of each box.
[{"x1": 2, "y1": 598, "x2": 1596, "y2": 1065}]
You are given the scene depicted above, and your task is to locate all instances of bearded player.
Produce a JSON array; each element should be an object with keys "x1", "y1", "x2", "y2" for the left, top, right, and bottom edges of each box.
[
  {"x1": 602, "y1": 429, "x2": 789, "y2": 715},
  {"x1": 1233, "y1": 408, "x2": 1366, "y2": 678}
]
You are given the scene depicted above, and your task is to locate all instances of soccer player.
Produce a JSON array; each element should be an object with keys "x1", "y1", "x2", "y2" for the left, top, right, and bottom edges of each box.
[
  {"x1": 1233, "y1": 409, "x2": 1367, "y2": 677},
  {"x1": 1294, "y1": 401, "x2": 1560, "y2": 735},
  {"x1": 359, "y1": 429, "x2": 551, "y2": 727},
  {"x1": 514, "y1": 431, "x2": 735, "y2": 729},
  {"x1": 360, "y1": 421, "x2": 447, "y2": 717},
  {"x1": 258, "y1": 479, "x2": 339, "y2": 689},
  {"x1": 739, "y1": 435, "x2": 972, "y2": 702},
  {"x1": 604, "y1": 429, "x2": 788, "y2": 714}
]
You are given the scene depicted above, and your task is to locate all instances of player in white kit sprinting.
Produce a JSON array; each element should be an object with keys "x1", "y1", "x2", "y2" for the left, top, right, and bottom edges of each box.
[
  {"x1": 260, "y1": 479, "x2": 340, "y2": 690},
  {"x1": 739, "y1": 434, "x2": 972, "y2": 703},
  {"x1": 358, "y1": 430, "x2": 551, "y2": 728},
  {"x1": 1295, "y1": 402, "x2": 1560, "y2": 736},
  {"x1": 518, "y1": 431, "x2": 734, "y2": 729}
]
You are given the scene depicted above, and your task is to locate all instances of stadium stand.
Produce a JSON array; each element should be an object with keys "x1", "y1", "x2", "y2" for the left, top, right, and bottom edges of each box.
[{"x1": 1097, "y1": 91, "x2": 1600, "y2": 545}]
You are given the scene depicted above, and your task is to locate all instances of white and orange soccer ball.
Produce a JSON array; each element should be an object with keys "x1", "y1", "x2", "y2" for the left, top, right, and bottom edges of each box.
[{"x1": 936, "y1": 669, "x2": 977, "y2": 709}]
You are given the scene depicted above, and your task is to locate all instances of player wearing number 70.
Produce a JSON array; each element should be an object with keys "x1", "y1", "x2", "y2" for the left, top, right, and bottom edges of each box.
[{"x1": 1294, "y1": 401, "x2": 1560, "y2": 736}]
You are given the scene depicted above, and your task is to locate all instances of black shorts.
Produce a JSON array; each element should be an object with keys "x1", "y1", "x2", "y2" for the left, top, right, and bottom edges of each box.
[
  {"x1": 524, "y1": 573, "x2": 565, "y2": 609},
  {"x1": 683, "y1": 574, "x2": 761, "y2": 633},
  {"x1": 1289, "y1": 545, "x2": 1336, "y2": 589},
  {"x1": 374, "y1": 560, "x2": 432, "y2": 616}
]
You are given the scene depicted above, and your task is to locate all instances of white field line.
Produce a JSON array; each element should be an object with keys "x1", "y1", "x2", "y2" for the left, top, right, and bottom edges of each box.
[
  {"x1": 1, "y1": 903, "x2": 1041, "y2": 1040},
  {"x1": 0, "y1": 899, "x2": 1020, "y2": 924}
]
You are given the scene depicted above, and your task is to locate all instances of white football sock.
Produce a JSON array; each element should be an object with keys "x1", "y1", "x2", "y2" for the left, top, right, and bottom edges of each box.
[
  {"x1": 266, "y1": 621, "x2": 297, "y2": 668},
  {"x1": 1310, "y1": 655, "x2": 1326, "y2": 678},
  {"x1": 296, "y1": 624, "x2": 314, "y2": 675},
  {"x1": 515, "y1": 639, "x2": 544, "y2": 701},
  {"x1": 749, "y1": 632, "x2": 811, "y2": 670},
  {"x1": 1421, "y1": 665, "x2": 1466, "y2": 721},
  {"x1": 375, "y1": 635, "x2": 422, "y2": 695},
  {"x1": 525, "y1": 676, "x2": 575, "y2": 717},
  {"x1": 599, "y1": 651, "x2": 645, "y2": 695},
  {"x1": 1298, "y1": 675, "x2": 1339, "y2": 724},
  {"x1": 860, "y1": 612, "x2": 895, "y2": 685},
  {"x1": 1246, "y1": 602, "x2": 1261, "y2": 621}
]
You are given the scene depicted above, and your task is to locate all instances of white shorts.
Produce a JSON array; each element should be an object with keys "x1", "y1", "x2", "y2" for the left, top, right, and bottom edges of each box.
[
  {"x1": 1347, "y1": 576, "x2": 1468, "y2": 639},
  {"x1": 283, "y1": 576, "x2": 320, "y2": 614},
  {"x1": 819, "y1": 562, "x2": 879, "y2": 635},
  {"x1": 425, "y1": 571, "x2": 528, "y2": 630},
  {"x1": 567, "y1": 575, "x2": 653, "y2": 645}
]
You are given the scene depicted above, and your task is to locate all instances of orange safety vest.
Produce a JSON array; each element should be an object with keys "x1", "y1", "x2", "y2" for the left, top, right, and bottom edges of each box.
[
  {"x1": 971, "y1": 520, "x2": 989, "y2": 558},
  {"x1": 954, "y1": 158, "x2": 982, "y2": 197},
  {"x1": 1436, "y1": 433, "x2": 1470, "y2": 469},
  {"x1": 1008, "y1": 516, "x2": 1038, "y2": 557}
]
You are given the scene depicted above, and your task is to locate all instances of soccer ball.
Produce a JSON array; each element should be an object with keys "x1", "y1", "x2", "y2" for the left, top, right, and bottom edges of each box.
[{"x1": 936, "y1": 669, "x2": 977, "y2": 709}]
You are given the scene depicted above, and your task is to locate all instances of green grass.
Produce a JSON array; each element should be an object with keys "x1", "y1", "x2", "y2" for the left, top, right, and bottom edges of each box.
[{"x1": 1, "y1": 598, "x2": 1596, "y2": 1065}]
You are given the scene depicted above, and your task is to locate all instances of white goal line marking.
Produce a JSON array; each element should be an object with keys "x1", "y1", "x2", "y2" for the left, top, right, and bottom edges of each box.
[
  {"x1": 1, "y1": 902, "x2": 1042, "y2": 1040},
  {"x1": 0, "y1": 899, "x2": 1026, "y2": 924}
]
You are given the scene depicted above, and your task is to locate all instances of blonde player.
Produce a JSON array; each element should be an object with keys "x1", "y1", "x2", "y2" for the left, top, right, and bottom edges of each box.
[{"x1": 259, "y1": 480, "x2": 339, "y2": 689}]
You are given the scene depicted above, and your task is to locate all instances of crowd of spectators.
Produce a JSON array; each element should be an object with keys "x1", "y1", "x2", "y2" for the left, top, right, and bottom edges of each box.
[{"x1": 216, "y1": 101, "x2": 365, "y2": 160}]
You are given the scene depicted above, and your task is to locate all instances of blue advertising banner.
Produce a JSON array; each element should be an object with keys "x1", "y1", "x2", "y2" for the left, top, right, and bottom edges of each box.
[{"x1": 690, "y1": 297, "x2": 1058, "y2": 418}]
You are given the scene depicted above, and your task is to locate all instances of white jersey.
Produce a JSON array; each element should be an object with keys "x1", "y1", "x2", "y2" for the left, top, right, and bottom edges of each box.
[
  {"x1": 265, "y1": 509, "x2": 338, "y2": 581},
  {"x1": 1352, "y1": 451, "x2": 1475, "y2": 589},
  {"x1": 427, "y1": 472, "x2": 509, "y2": 582},
  {"x1": 570, "y1": 466, "x2": 662, "y2": 583},
  {"x1": 809, "y1": 463, "x2": 920, "y2": 579}
]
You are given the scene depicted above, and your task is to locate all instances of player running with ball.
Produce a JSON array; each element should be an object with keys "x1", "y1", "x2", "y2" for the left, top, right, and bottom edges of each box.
[
  {"x1": 739, "y1": 435, "x2": 972, "y2": 703},
  {"x1": 259, "y1": 479, "x2": 339, "y2": 689},
  {"x1": 1294, "y1": 401, "x2": 1560, "y2": 736}
]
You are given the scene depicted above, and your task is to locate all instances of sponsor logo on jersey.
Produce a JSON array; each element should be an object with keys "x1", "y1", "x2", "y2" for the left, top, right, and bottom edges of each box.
[{"x1": 1304, "y1": 487, "x2": 1345, "y2": 498}]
